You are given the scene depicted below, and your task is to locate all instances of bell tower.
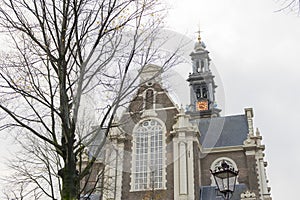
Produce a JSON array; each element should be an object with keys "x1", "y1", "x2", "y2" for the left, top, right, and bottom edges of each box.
[{"x1": 187, "y1": 32, "x2": 221, "y2": 118}]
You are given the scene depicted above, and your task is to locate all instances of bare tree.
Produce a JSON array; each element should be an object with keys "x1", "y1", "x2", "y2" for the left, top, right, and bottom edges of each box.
[
  {"x1": 275, "y1": 0, "x2": 300, "y2": 14},
  {"x1": 2, "y1": 135, "x2": 61, "y2": 200},
  {"x1": 0, "y1": 0, "x2": 181, "y2": 199}
]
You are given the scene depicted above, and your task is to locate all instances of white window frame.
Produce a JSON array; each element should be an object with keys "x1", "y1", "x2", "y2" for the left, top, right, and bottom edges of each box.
[{"x1": 130, "y1": 118, "x2": 167, "y2": 191}]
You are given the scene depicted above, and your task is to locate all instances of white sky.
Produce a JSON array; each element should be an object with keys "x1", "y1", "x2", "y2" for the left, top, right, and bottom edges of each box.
[
  {"x1": 165, "y1": 0, "x2": 300, "y2": 199},
  {"x1": 0, "y1": 0, "x2": 298, "y2": 199}
]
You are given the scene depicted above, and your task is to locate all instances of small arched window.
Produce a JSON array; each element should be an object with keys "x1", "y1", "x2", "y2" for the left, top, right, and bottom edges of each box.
[
  {"x1": 145, "y1": 89, "x2": 154, "y2": 110},
  {"x1": 196, "y1": 61, "x2": 200, "y2": 73},
  {"x1": 202, "y1": 86, "x2": 208, "y2": 99},
  {"x1": 201, "y1": 60, "x2": 205, "y2": 72},
  {"x1": 196, "y1": 88, "x2": 201, "y2": 99},
  {"x1": 195, "y1": 85, "x2": 208, "y2": 100}
]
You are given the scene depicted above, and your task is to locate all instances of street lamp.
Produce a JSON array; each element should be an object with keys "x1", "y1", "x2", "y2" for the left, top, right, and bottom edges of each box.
[{"x1": 210, "y1": 160, "x2": 239, "y2": 200}]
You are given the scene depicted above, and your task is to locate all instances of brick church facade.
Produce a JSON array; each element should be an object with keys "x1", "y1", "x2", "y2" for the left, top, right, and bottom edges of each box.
[{"x1": 83, "y1": 37, "x2": 272, "y2": 200}]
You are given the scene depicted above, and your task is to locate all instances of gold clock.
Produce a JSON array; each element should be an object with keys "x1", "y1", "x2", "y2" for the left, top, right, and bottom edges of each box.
[{"x1": 197, "y1": 100, "x2": 208, "y2": 111}]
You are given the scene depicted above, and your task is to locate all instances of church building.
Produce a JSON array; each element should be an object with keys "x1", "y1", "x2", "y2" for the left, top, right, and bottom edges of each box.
[{"x1": 85, "y1": 36, "x2": 272, "y2": 200}]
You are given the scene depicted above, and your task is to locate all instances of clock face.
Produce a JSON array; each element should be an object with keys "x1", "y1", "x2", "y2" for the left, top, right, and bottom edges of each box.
[{"x1": 197, "y1": 100, "x2": 208, "y2": 111}]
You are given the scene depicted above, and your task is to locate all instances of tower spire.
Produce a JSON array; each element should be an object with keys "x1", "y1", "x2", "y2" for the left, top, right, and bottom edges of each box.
[{"x1": 186, "y1": 31, "x2": 221, "y2": 118}]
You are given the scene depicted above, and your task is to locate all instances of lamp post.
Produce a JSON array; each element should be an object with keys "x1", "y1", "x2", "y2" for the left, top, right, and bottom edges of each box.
[{"x1": 210, "y1": 160, "x2": 239, "y2": 200}]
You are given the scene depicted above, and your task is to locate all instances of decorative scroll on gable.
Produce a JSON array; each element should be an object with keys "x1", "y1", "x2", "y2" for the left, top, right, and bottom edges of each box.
[{"x1": 241, "y1": 190, "x2": 256, "y2": 200}]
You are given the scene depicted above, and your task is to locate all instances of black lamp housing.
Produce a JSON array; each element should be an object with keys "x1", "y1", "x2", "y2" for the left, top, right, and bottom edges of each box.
[{"x1": 210, "y1": 160, "x2": 239, "y2": 200}]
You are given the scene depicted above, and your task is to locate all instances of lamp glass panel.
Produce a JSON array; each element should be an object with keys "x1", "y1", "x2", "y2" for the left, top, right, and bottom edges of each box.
[
  {"x1": 214, "y1": 171, "x2": 237, "y2": 192},
  {"x1": 228, "y1": 176, "x2": 237, "y2": 191},
  {"x1": 214, "y1": 176, "x2": 228, "y2": 192}
]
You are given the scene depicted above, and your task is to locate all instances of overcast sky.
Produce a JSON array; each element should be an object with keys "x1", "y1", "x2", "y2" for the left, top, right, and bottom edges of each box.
[
  {"x1": 165, "y1": 0, "x2": 300, "y2": 199},
  {"x1": 0, "y1": 0, "x2": 298, "y2": 199}
]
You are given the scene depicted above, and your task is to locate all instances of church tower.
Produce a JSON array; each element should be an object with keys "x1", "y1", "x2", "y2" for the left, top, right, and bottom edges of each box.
[
  {"x1": 188, "y1": 35, "x2": 272, "y2": 200},
  {"x1": 83, "y1": 31, "x2": 272, "y2": 200},
  {"x1": 187, "y1": 33, "x2": 221, "y2": 118}
]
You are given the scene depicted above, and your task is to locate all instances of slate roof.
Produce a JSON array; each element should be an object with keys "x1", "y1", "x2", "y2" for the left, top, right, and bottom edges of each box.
[
  {"x1": 200, "y1": 184, "x2": 247, "y2": 200},
  {"x1": 192, "y1": 115, "x2": 249, "y2": 148}
]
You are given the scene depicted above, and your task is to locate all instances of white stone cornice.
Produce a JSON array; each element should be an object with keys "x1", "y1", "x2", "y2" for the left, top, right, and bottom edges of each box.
[
  {"x1": 123, "y1": 106, "x2": 177, "y2": 116},
  {"x1": 202, "y1": 146, "x2": 244, "y2": 154}
]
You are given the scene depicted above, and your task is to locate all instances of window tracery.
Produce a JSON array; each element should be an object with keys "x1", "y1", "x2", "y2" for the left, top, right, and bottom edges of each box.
[{"x1": 132, "y1": 119, "x2": 165, "y2": 191}]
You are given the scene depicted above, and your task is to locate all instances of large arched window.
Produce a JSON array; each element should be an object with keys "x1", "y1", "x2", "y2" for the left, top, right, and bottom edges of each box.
[{"x1": 132, "y1": 119, "x2": 165, "y2": 191}]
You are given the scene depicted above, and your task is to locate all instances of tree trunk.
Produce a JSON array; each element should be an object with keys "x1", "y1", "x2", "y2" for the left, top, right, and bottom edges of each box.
[{"x1": 60, "y1": 140, "x2": 79, "y2": 200}]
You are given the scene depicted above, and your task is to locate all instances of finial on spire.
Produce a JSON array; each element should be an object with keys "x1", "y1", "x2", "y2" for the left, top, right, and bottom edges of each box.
[
  {"x1": 196, "y1": 29, "x2": 201, "y2": 43},
  {"x1": 196, "y1": 23, "x2": 202, "y2": 42},
  {"x1": 194, "y1": 27, "x2": 206, "y2": 51}
]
